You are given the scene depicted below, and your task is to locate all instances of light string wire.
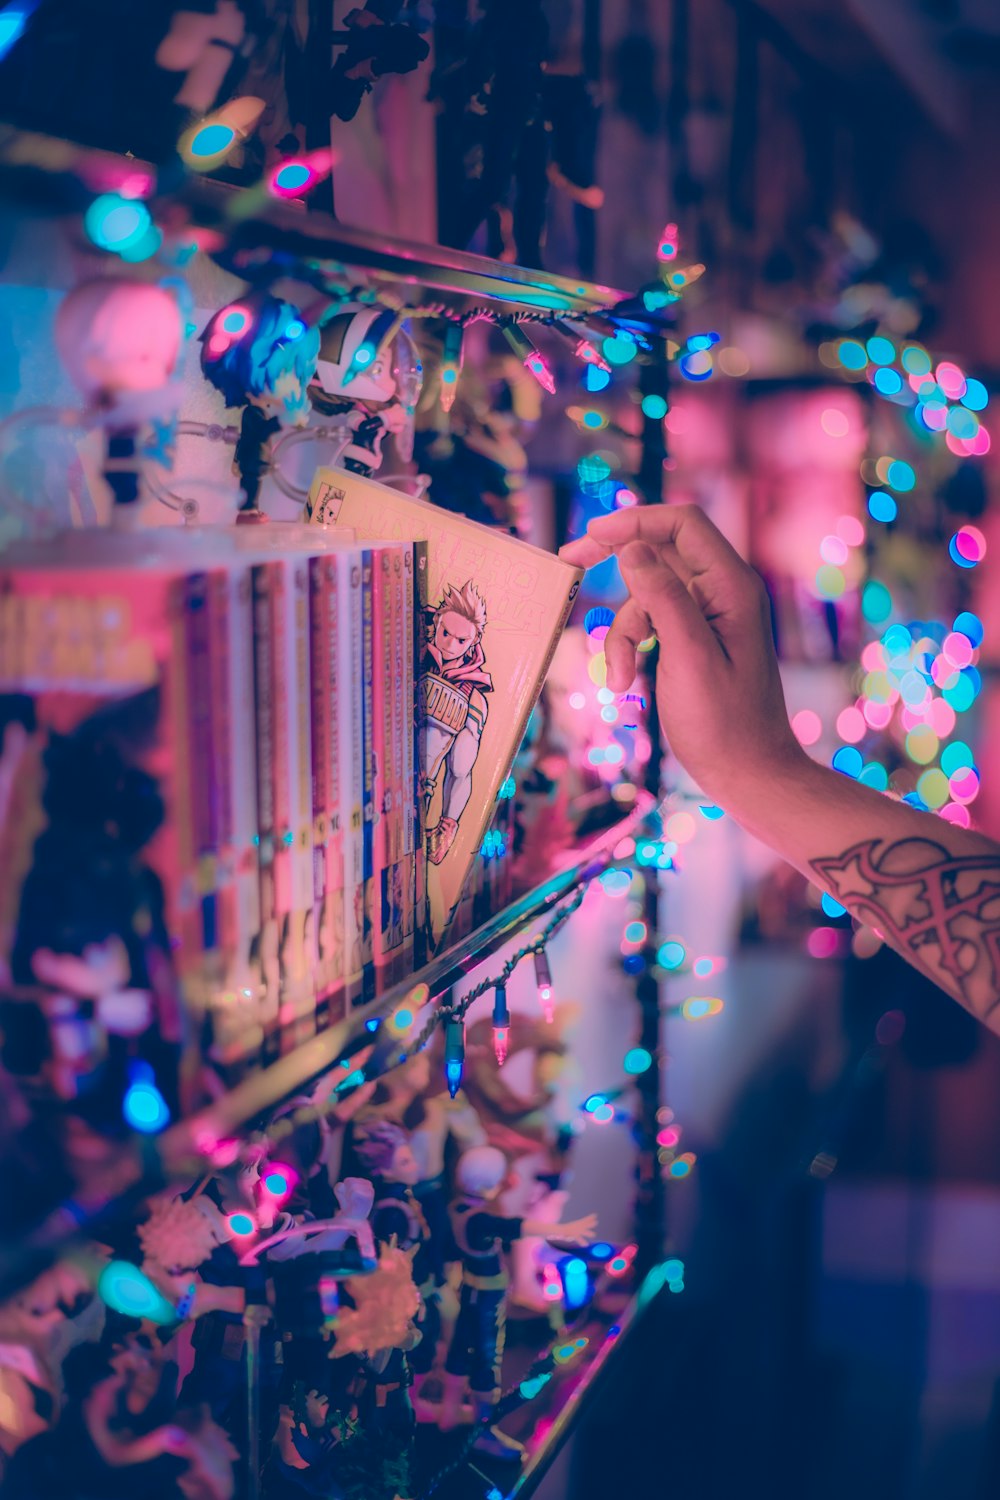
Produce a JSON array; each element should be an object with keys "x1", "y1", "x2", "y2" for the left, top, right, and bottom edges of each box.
[
  {"x1": 398, "y1": 881, "x2": 590, "y2": 1059},
  {"x1": 257, "y1": 882, "x2": 592, "y2": 1153}
]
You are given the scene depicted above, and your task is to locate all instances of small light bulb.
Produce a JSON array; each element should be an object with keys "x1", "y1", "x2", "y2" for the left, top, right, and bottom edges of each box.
[
  {"x1": 553, "y1": 319, "x2": 613, "y2": 374},
  {"x1": 492, "y1": 983, "x2": 511, "y2": 1065},
  {"x1": 444, "y1": 1016, "x2": 466, "y2": 1099},
  {"x1": 524, "y1": 350, "x2": 557, "y2": 394},
  {"x1": 574, "y1": 337, "x2": 612, "y2": 373},
  {"x1": 440, "y1": 322, "x2": 465, "y2": 413},
  {"x1": 657, "y1": 222, "x2": 679, "y2": 262},
  {"x1": 542, "y1": 1262, "x2": 563, "y2": 1301},
  {"x1": 501, "y1": 321, "x2": 557, "y2": 395},
  {"x1": 533, "y1": 949, "x2": 554, "y2": 1023}
]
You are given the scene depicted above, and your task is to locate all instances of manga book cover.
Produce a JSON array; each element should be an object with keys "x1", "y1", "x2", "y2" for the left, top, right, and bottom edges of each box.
[{"x1": 307, "y1": 469, "x2": 583, "y2": 951}]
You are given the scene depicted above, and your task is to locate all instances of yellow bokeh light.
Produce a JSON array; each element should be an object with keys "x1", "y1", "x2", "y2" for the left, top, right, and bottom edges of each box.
[
  {"x1": 862, "y1": 670, "x2": 894, "y2": 704},
  {"x1": 718, "y1": 346, "x2": 750, "y2": 377},
  {"x1": 916, "y1": 768, "x2": 949, "y2": 808},
  {"x1": 588, "y1": 653, "x2": 607, "y2": 686},
  {"x1": 665, "y1": 811, "x2": 697, "y2": 844},
  {"x1": 905, "y1": 726, "x2": 939, "y2": 765}
]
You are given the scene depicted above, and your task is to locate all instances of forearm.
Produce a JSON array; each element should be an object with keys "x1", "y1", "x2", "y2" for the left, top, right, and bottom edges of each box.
[
  {"x1": 557, "y1": 504, "x2": 1000, "y2": 1036},
  {"x1": 721, "y1": 751, "x2": 1000, "y2": 1033}
]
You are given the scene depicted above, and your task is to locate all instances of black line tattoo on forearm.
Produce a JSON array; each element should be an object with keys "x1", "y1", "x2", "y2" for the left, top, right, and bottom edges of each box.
[{"x1": 812, "y1": 837, "x2": 1000, "y2": 1021}]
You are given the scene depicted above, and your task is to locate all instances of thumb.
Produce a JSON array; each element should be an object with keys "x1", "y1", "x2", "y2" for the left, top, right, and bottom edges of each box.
[{"x1": 619, "y1": 541, "x2": 718, "y2": 660}]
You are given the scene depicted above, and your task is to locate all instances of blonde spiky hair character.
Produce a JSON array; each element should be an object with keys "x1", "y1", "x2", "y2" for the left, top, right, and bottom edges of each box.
[{"x1": 421, "y1": 580, "x2": 494, "y2": 867}]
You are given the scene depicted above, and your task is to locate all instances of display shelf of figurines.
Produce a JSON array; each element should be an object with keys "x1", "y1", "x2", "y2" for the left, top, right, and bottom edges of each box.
[{"x1": 0, "y1": 131, "x2": 675, "y2": 1500}]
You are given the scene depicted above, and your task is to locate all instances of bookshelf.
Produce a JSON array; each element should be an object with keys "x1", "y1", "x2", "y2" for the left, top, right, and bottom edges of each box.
[
  {"x1": 0, "y1": 797, "x2": 652, "y2": 1298},
  {"x1": 0, "y1": 121, "x2": 674, "y2": 1500}
]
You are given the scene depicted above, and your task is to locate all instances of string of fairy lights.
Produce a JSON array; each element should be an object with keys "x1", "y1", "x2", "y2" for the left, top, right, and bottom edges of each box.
[
  {"x1": 75, "y1": 109, "x2": 996, "y2": 1263},
  {"x1": 546, "y1": 220, "x2": 993, "y2": 1187},
  {"x1": 804, "y1": 334, "x2": 989, "y2": 825},
  {"x1": 80, "y1": 161, "x2": 642, "y2": 410}
]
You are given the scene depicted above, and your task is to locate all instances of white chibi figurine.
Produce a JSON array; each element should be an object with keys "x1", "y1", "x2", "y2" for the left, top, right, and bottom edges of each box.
[
  {"x1": 308, "y1": 302, "x2": 421, "y2": 475},
  {"x1": 420, "y1": 582, "x2": 494, "y2": 866},
  {"x1": 54, "y1": 278, "x2": 184, "y2": 515}
]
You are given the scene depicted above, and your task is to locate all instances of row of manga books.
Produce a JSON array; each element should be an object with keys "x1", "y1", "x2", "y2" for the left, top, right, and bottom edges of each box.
[
  {"x1": 0, "y1": 473, "x2": 582, "y2": 1100},
  {"x1": 0, "y1": 527, "x2": 421, "y2": 1084}
]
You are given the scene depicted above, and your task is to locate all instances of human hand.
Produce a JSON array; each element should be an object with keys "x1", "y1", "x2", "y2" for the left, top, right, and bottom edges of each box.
[
  {"x1": 559, "y1": 505, "x2": 802, "y2": 806},
  {"x1": 553, "y1": 1213, "x2": 598, "y2": 1246}
]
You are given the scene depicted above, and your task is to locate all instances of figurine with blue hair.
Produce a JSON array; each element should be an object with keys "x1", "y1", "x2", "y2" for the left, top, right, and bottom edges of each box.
[{"x1": 200, "y1": 293, "x2": 320, "y2": 521}]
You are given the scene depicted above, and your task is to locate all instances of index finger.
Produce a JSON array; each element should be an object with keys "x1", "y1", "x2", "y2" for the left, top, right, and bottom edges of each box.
[
  {"x1": 583, "y1": 504, "x2": 748, "y2": 579},
  {"x1": 558, "y1": 534, "x2": 610, "y2": 569}
]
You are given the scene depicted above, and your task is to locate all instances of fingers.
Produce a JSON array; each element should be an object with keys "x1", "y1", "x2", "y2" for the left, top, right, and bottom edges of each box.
[
  {"x1": 602, "y1": 596, "x2": 652, "y2": 694},
  {"x1": 559, "y1": 534, "x2": 610, "y2": 569},
  {"x1": 584, "y1": 504, "x2": 747, "y2": 579},
  {"x1": 618, "y1": 541, "x2": 719, "y2": 669}
]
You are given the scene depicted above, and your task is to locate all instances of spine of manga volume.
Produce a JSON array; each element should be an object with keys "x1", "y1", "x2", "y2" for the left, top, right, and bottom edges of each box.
[
  {"x1": 340, "y1": 550, "x2": 365, "y2": 1006},
  {"x1": 214, "y1": 561, "x2": 263, "y2": 1074},
  {"x1": 324, "y1": 555, "x2": 346, "y2": 1025},
  {"x1": 358, "y1": 549, "x2": 376, "y2": 1004},
  {"x1": 286, "y1": 556, "x2": 315, "y2": 1050},
  {"x1": 205, "y1": 566, "x2": 239, "y2": 1075},
  {"x1": 309, "y1": 553, "x2": 346, "y2": 1028},
  {"x1": 182, "y1": 572, "x2": 216, "y2": 1023},
  {"x1": 386, "y1": 545, "x2": 408, "y2": 986},
  {"x1": 251, "y1": 562, "x2": 280, "y2": 1064}
]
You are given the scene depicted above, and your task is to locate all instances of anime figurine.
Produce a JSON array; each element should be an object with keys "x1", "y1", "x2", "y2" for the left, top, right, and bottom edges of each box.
[
  {"x1": 420, "y1": 581, "x2": 493, "y2": 866},
  {"x1": 1, "y1": 691, "x2": 183, "y2": 1223},
  {"x1": 352, "y1": 1121, "x2": 424, "y2": 1246},
  {"x1": 0, "y1": 2, "x2": 257, "y2": 163},
  {"x1": 0, "y1": 1260, "x2": 105, "y2": 1468},
  {"x1": 155, "y1": 2, "x2": 253, "y2": 119},
  {"x1": 270, "y1": 1381, "x2": 355, "y2": 1500},
  {"x1": 3, "y1": 1329, "x2": 238, "y2": 1500},
  {"x1": 53, "y1": 278, "x2": 184, "y2": 517},
  {"x1": 331, "y1": 1241, "x2": 421, "y2": 1491},
  {"x1": 137, "y1": 1191, "x2": 240, "y2": 1320},
  {"x1": 357, "y1": 1047, "x2": 485, "y2": 1278},
  {"x1": 352, "y1": 1120, "x2": 446, "y2": 1417},
  {"x1": 308, "y1": 303, "x2": 421, "y2": 478},
  {"x1": 431, "y1": 0, "x2": 550, "y2": 263},
  {"x1": 199, "y1": 294, "x2": 320, "y2": 520},
  {"x1": 441, "y1": 1144, "x2": 597, "y2": 1458},
  {"x1": 328, "y1": 2, "x2": 430, "y2": 122}
]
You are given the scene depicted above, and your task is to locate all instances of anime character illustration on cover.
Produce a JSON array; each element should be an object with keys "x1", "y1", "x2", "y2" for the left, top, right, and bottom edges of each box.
[{"x1": 420, "y1": 582, "x2": 493, "y2": 867}]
